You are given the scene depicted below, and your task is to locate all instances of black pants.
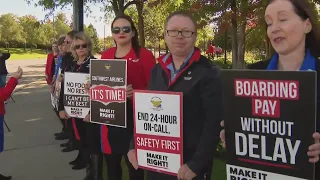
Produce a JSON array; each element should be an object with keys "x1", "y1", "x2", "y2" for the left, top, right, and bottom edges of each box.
[
  {"x1": 104, "y1": 153, "x2": 144, "y2": 180},
  {"x1": 84, "y1": 123, "x2": 101, "y2": 154},
  {"x1": 74, "y1": 118, "x2": 90, "y2": 164},
  {"x1": 54, "y1": 108, "x2": 66, "y2": 132},
  {"x1": 67, "y1": 118, "x2": 77, "y2": 144}
]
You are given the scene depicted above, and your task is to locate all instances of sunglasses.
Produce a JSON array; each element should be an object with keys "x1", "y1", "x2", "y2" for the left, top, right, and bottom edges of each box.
[
  {"x1": 111, "y1": 26, "x2": 131, "y2": 34},
  {"x1": 74, "y1": 44, "x2": 88, "y2": 49}
]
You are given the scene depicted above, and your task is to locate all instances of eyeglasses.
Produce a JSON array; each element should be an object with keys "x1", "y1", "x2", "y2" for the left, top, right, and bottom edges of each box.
[
  {"x1": 166, "y1": 30, "x2": 195, "y2": 38},
  {"x1": 64, "y1": 40, "x2": 71, "y2": 44},
  {"x1": 111, "y1": 26, "x2": 131, "y2": 34},
  {"x1": 74, "y1": 44, "x2": 88, "y2": 49}
]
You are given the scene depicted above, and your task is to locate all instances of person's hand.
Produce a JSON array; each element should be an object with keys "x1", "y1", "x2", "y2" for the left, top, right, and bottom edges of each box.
[
  {"x1": 50, "y1": 84, "x2": 55, "y2": 94},
  {"x1": 126, "y1": 84, "x2": 133, "y2": 98},
  {"x1": 59, "y1": 111, "x2": 70, "y2": 119},
  {"x1": 52, "y1": 75, "x2": 56, "y2": 83},
  {"x1": 177, "y1": 164, "x2": 196, "y2": 180},
  {"x1": 83, "y1": 113, "x2": 90, "y2": 122},
  {"x1": 220, "y1": 120, "x2": 226, "y2": 148},
  {"x1": 12, "y1": 66, "x2": 23, "y2": 79},
  {"x1": 308, "y1": 132, "x2": 320, "y2": 163},
  {"x1": 127, "y1": 149, "x2": 138, "y2": 170},
  {"x1": 84, "y1": 81, "x2": 91, "y2": 94},
  {"x1": 57, "y1": 74, "x2": 63, "y2": 82}
]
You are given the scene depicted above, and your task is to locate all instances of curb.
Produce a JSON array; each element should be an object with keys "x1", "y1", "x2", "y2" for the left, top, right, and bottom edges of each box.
[{"x1": 13, "y1": 80, "x2": 46, "y2": 93}]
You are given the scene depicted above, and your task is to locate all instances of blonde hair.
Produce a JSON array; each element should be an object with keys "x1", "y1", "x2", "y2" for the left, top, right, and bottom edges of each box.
[{"x1": 71, "y1": 32, "x2": 93, "y2": 61}]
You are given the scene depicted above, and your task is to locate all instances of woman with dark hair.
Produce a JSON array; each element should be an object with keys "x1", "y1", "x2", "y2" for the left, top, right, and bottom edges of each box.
[
  {"x1": 220, "y1": 0, "x2": 320, "y2": 178},
  {"x1": 99, "y1": 15, "x2": 156, "y2": 180}
]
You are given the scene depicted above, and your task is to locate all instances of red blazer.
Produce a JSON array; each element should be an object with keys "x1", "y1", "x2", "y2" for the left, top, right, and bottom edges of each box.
[
  {"x1": 0, "y1": 77, "x2": 18, "y2": 115},
  {"x1": 100, "y1": 47, "x2": 156, "y2": 90},
  {"x1": 45, "y1": 53, "x2": 56, "y2": 85},
  {"x1": 100, "y1": 47, "x2": 156, "y2": 154}
]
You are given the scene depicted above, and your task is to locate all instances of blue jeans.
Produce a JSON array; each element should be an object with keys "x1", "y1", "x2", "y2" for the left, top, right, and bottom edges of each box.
[{"x1": 0, "y1": 75, "x2": 6, "y2": 88}]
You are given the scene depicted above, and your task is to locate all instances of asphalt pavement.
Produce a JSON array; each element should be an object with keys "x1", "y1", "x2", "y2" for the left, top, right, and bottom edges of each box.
[{"x1": 0, "y1": 59, "x2": 86, "y2": 180}]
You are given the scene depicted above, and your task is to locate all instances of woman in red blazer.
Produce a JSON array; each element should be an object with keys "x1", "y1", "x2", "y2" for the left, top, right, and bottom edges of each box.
[
  {"x1": 99, "y1": 15, "x2": 156, "y2": 180},
  {"x1": 45, "y1": 42, "x2": 59, "y2": 85}
]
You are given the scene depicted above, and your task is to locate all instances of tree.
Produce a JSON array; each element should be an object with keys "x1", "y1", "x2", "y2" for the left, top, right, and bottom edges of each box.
[
  {"x1": 125, "y1": 0, "x2": 216, "y2": 52},
  {"x1": 0, "y1": 12, "x2": 101, "y2": 50},
  {"x1": 26, "y1": 0, "x2": 147, "y2": 46},
  {"x1": 38, "y1": 22, "x2": 54, "y2": 50},
  {"x1": 0, "y1": 13, "x2": 24, "y2": 49},
  {"x1": 100, "y1": 36, "x2": 115, "y2": 50},
  {"x1": 18, "y1": 15, "x2": 42, "y2": 51},
  {"x1": 53, "y1": 12, "x2": 72, "y2": 39},
  {"x1": 84, "y1": 24, "x2": 101, "y2": 53},
  {"x1": 196, "y1": 25, "x2": 214, "y2": 51},
  {"x1": 208, "y1": 0, "x2": 267, "y2": 68}
]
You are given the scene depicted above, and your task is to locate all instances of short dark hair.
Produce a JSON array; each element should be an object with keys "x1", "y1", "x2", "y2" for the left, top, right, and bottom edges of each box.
[
  {"x1": 164, "y1": 11, "x2": 197, "y2": 31},
  {"x1": 268, "y1": 0, "x2": 320, "y2": 57},
  {"x1": 57, "y1": 36, "x2": 65, "y2": 45}
]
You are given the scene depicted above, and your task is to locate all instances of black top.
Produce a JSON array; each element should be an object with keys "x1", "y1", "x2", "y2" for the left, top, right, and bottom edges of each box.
[
  {"x1": 61, "y1": 52, "x2": 74, "y2": 75},
  {"x1": 70, "y1": 56, "x2": 91, "y2": 73},
  {"x1": 50, "y1": 56, "x2": 57, "y2": 80},
  {"x1": 0, "y1": 53, "x2": 10, "y2": 75},
  {"x1": 144, "y1": 55, "x2": 223, "y2": 175},
  {"x1": 58, "y1": 55, "x2": 94, "y2": 111}
]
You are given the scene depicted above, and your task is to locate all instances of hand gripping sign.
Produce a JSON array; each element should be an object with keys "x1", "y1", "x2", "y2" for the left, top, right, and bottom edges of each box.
[{"x1": 133, "y1": 90, "x2": 183, "y2": 176}]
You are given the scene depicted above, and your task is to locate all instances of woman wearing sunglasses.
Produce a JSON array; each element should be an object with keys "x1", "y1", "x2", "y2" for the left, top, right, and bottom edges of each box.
[
  {"x1": 99, "y1": 15, "x2": 156, "y2": 180},
  {"x1": 67, "y1": 32, "x2": 104, "y2": 180}
]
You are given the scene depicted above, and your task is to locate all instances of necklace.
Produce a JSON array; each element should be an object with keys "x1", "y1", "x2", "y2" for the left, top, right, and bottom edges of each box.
[{"x1": 77, "y1": 56, "x2": 90, "y2": 65}]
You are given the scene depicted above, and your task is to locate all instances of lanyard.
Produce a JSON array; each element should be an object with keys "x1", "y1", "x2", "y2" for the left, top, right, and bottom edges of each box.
[{"x1": 74, "y1": 56, "x2": 90, "y2": 72}]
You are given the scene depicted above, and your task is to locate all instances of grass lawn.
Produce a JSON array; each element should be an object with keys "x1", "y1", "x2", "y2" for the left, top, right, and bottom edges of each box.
[
  {"x1": 102, "y1": 157, "x2": 227, "y2": 180},
  {"x1": 0, "y1": 48, "x2": 47, "y2": 60}
]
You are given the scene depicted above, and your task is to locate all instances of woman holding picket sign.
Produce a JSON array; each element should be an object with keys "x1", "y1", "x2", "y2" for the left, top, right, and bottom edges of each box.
[
  {"x1": 63, "y1": 32, "x2": 103, "y2": 180},
  {"x1": 85, "y1": 15, "x2": 156, "y2": 180},
  {"x1": 57, "y1": 30, "x2": 79, "y2": 154},
  {"x1": 220, "y1": 0, "x2": 320, "y2": 178}
]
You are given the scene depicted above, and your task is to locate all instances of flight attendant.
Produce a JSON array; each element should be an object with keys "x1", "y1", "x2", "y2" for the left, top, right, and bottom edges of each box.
[{"x1": 99, "y1": 15, "x2": 156, "y2": 180}]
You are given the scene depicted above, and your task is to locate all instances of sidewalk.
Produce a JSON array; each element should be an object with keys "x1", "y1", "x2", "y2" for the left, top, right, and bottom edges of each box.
[{"x1": 0, "y1": 59, "x2": 85, "y2": 180}]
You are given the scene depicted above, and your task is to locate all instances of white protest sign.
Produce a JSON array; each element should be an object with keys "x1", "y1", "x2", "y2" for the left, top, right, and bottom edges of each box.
[
  {"x1": 51, "y1": 68, "x2": 62, "y2": 109},
  {"x1": 63, "y1": 72, "x2": 90, "y2": 118},
  {"x1": 133, "y1": 90, "x2": 183, "y2": 176}
]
